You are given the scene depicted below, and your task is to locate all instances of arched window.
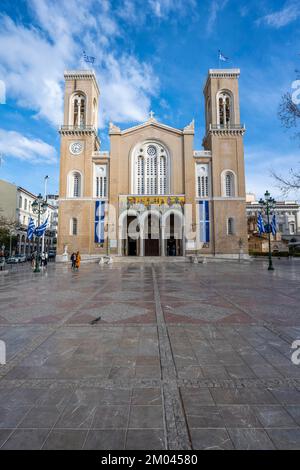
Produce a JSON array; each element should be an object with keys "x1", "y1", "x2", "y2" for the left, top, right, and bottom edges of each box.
[
  {"x1": 72, "y1": 92, "x2": 86, "y2": 127},
  {"x1": 133, "y1": 142, "x2": 169, "y2": 195},
  {"x1": 227, "y1": 217, "x2": 234, "y2": 235},
  {"x1": 71, "y1": 218, "x2": 78, "y2": 235},
  {"x1": 196, "y1": 164, "x2": 209, "y2": 197},
  {"x1": 224, "y1": 171, "x2": 235, "y2": 197},
  {"x1": 92, "y1": 98, "x2": 98, "y2": 128},
  {"x1": 68, "y1": 171, "x2": 82, "y2": 198},
  {"x1": 95, "y1": 165, "x2": 107, "y2": 198},
  {"x1": 217, "y1": 91, "x2": 233, "y2": 127},
  {"x1": 289, "y1": 223, "x2": 295, "y2": 235}
]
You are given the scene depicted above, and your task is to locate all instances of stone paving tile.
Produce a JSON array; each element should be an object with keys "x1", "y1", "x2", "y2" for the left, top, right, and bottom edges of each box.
[
  {"x1": 0, "y1": 406, "x2": 32, "y2": 428},
  {"x1": 18, "y1": 406, "x2": 62, "y2": 428},
  {"x1": 266, "y1": 428, "x2": 300, "y2": 450},
  {"x1": 0, "y1": 429, "x2": 13, "y2": 448},
  {"x1": 83, "y1": 429, "x2": 126, "y2": 450},
  {"x1": 128, "y1": 405, "x2": 164, "y2": 429},
  {"x1": 253, "y1": 405, "x2": 298, "y2": 427},
  {"x1": 210, "y1": 387, "x2": 278, "y2": 405},
  {"x1": 42, "y1": 429, "x2": 88, "y2": 450},
  {"x1": 218, "y1": 405, "x2": 262, "y2": 428},
  {"x1": 286, "y1": 405, "x2": 300, "y2": 426},
  {"x1": 125, "y1": 429, "x2": 165, "y2": 450},
  {"x1": 92, "y1": 406, "x2": 130, "y2": 429},
  {"x1": 131, "y1": 388, "x2": 162, "y2": 406},
  {"x1": 186, "y1": 405, "x2": 224, "y2": 428},
  {"x1": 227, "y1": 428, "x2": 275, "y2": 450},
  {"x1": 190, "y1": 428, "x2": 234, "y2": 450},
  {"x1": 54, "y1": 404, "x2": 97, "y2": 429},
  {"x1": 1, "y1": 428, "x2": 50, "y2": 449}
]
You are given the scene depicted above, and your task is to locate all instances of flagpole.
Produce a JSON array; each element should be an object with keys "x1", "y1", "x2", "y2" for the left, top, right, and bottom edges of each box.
[{"x1": 41, "y1": 176, "x2": 49, "y2": 257}]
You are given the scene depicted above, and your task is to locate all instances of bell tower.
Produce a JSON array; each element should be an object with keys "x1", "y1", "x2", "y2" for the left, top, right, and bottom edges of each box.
[
  {"x1": 57, "y1": 70, "x2": 100, "y2": 260},
  {"x1": 203, "y1": 69, "x2": 248, "y2": 256}
]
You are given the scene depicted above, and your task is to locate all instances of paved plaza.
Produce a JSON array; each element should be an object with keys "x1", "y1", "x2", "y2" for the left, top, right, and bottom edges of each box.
[{"x1": 0, "y1": 259, "x2": 300, "y2": 449}]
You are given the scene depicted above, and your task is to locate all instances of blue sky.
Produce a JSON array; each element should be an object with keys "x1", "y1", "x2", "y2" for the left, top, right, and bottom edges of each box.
[{"x1": 0, "y1": 0, "x2": 299, "y2": 200}]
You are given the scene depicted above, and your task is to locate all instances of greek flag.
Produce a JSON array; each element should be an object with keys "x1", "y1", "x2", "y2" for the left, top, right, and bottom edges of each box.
[
  {"x1": 83, "y1": 50, "x2": 95, "y2": 64},
  {"x1": 257, "y1": 213, "x2": 265, "y2": 234},
  {"x1": 95, "y1": 201, "x2": 105, "y2": 243},
  {"x1": 27, "y1": 218, "x2": 35, "y2": 240},
  {"x1": 219, "y1": 50, "x2": 229, "y2": 62},
  {"x1": 35, "y1": 217, "x2": 48, "y2": 237},
  {"x1": 271, "y1": 214, "x2": 277, "y2": 236},
  {"x1": 199, "y1": 201, "x2": 210, "y2": 243}
]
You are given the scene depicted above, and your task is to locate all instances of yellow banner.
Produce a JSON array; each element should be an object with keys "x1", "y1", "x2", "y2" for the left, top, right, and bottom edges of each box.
[{"x1": 127, "y1": 196, "x2": 185, "y2": 206}]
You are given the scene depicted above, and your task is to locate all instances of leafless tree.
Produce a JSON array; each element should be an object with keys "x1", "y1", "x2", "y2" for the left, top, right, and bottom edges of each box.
[{"x1": 272, "y1": 91, "x2": 300, "y2": 194}]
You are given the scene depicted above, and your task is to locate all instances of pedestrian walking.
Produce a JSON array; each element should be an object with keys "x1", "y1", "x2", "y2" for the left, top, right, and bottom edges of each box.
[
  {"x1": 75, "y1": 251, "x2": 81, "y2": 270},
  {"x1": 70, "y1": 252, "x2": 76, "y2": 269},
  {"x1": 41, "y1": 252, "x2": 46, "y2": 267}
]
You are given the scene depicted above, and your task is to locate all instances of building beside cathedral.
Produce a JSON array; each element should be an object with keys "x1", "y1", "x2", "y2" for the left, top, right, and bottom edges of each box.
[{"x1": 57, "y1": 68, "x2": 248, "y2": 261}]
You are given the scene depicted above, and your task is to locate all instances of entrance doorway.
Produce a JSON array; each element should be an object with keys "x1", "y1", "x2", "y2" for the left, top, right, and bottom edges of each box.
[
  {"x1": 126, "y1": 215, "x2": 138, "y2": 256},
  {"x1": 144, "y1": 213, "x2": 160, "y2": 256},
  {"x1": 165, "y1": 213, "x2": 183, "y2": 256}
]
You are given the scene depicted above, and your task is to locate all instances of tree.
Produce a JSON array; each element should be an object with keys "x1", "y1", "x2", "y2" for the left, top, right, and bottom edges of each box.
[
  {"x1": 273, "y1": 89, "x2": 300, "y2": 194},
  {"x1": 0, "y1": 210, "x2": 19, "y2": 254}
]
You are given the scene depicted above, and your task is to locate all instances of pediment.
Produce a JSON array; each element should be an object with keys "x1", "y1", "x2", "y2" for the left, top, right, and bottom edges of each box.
[{"x1": 109, "y1": 118, "x2": 194, "y2": 137}]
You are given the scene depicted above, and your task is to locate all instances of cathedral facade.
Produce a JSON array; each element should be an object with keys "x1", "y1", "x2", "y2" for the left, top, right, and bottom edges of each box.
[{"x1": 57, "y1": 68, "x2": 248, "y2": 261}]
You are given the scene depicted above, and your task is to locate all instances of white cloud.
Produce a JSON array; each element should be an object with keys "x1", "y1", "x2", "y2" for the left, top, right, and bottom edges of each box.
[
  {"x1": 245, "y1": 146, "x2": 300, "y2": 200},
  {"x1": 148, "y1": 0, "x2": 196, "y2": 18},
  {"x1": 257, "y1": 1, "x2": 300, "y2": 28},
  {"x1": 0, "y1": 129, "x2": 57, "y2": 164},
  {"x1": 207, "y1": 0, "x2": 229, "y2": 34},
  {"x1": 0, "y1": 0, "x2": 160, "y2": 128}
]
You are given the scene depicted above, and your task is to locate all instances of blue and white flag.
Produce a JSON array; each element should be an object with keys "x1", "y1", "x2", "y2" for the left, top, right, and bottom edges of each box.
[
  {"x1": 271, "y1": 214, "x2": 277, "y2": 236},
  {"x1": 95, "y1": 201, "x2": 105, "y2": 243},
  {"x1": 83, "y1": 50, "x2": 95, "y2": 64},
  {"x1": 35, "y1": 217, "x2": 48, "y2": 237},
  {"x1": 219, "y1": 50, "x2": 229, "y2": 62},
  {"x1": 199, "y1": 200, "x2": 210, "y2": 243},
  {"x1": 27, "y1": 218, "x2": 35, "y2": 240},
  {"x1": 257, "y1": 213, "x2": 265, "y2": 235}
]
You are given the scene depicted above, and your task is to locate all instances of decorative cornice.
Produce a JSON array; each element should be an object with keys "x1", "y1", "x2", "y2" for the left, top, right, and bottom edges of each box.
[
  {"x1": 208, "y1": 68, "x2": 240, "y2": 79},
  {"x1": 193, "y1": 150, "x2": 212, "y2": 158},
  {"x1": 203, "y1": 124, "x2": 246, "y2": 141},
  {"x1": 92, "y1": 151, "x2": 110, "y2": 159},
  {"x1": 59, "y1": 125, "x2": 98, "y2": 137},
  {"x1": 64, "y1": 70, "x2": 100, "y2": 95},
  {"x1": 116, "y1": 120, "x2": 184, "y2": 136}
]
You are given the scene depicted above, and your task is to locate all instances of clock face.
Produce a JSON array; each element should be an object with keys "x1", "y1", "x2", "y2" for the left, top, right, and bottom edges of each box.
[{"x1": 70, "y1": 142, "x2": 83, "y2": 155}]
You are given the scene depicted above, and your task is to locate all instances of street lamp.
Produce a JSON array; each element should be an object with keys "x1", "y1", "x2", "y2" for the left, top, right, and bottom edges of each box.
[
  {"x1": 259, "y1": 190, "x2": 276, "y2": 271},
  {"x1": 31, "y1": 193, "x2": 48, "y2": 273}
]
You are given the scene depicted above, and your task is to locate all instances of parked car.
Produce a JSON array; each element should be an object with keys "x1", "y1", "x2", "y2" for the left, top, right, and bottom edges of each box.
[
  {"x1": 48, "y1": 250, "x2": 56, "y2": 259},
  {"x1": 15, "y1": 254, "x2": 27, "y2": 263},
  {"x1": 6, "y1": 256, "x2": 19, "y2": 264}
]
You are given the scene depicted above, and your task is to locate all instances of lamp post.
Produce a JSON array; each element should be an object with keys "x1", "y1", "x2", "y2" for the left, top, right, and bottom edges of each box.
[
  {"x1": 259, "y1": 190, "x2": 276, "y2": 271},
  {"x1": 31, "y1": 193, "x2": 48, "y2": 273}
]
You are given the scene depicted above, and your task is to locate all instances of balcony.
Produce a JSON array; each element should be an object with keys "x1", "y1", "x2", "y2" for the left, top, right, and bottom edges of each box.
[
  {"x1": 59, "y1": 125, "x2": 97, "y2": 136},
  {"x1": 209, "y1": 124, "x2": 245, "y2": 131}
]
